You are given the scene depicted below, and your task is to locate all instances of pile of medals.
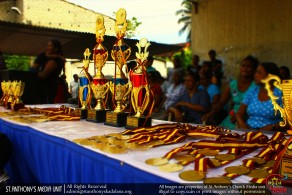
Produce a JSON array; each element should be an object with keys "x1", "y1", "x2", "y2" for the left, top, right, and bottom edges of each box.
[
  {"x1": 0, "y1": 105, "x2": 80, "y2": 123},
  {"x1": 145, "y1": 130, "x2": 287, "y2": 185},
  {"x1": 73, "y1": 123, "x2": 232, "y2": 154}
]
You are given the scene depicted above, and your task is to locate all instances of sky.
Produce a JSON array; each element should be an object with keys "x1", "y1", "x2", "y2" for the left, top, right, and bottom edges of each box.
[{"x1": 66, "y1": 0, "x2": 187, "y2": 44}]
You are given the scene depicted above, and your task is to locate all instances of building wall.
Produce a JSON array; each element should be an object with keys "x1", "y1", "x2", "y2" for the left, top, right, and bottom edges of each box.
[
  {"x1": 0, "y1": 0, "x2": 115, "y2": 36},
  {"x1": 191, "y1": 0, "x2": 292, "y2": 80}
]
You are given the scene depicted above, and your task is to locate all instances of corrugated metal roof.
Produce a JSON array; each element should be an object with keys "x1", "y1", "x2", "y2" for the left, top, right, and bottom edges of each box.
[{"x1": 0, "y1": 21, "x2": 183, "y2": 60}]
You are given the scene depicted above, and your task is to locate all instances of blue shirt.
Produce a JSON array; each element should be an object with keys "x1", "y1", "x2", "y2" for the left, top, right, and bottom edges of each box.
[
  {"x1": 198, "y1": 84, "x2": 220, "y2": 103},
  {"x1": 178, "y1": 89, "x2": 210, "y2": 123},
  {"x1": 163, "y1": 83, "x2": 186, "y2": 110},
  {"x1": 242, "y1": 85, "x2": 283, "y2": 129}
]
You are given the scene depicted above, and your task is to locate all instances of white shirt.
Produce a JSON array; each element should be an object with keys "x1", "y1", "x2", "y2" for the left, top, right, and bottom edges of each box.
[{"x1": 70, "y1": 81, "x2": 79, "y2": 98}]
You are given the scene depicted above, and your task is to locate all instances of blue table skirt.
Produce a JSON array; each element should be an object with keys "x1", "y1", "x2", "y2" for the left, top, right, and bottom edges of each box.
[{"x1": 0, "y1": 118, "x2": 173, "y2": 184}]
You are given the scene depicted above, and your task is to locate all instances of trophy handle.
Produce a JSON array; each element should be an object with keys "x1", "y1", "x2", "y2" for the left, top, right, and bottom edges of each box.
[
  {"x1": 79, "y1": 85, "x2": 92, "y2": 109},
  {"x1": 124, "y1": 48, "x2": 131, "y2": 64},
  {"x1": 103, "y1": 52, "x2": 108, "y2": 66},
  {"x1": 262, "y1": 74, "x2": 288, "y2": 127},
  {"x1": 102, "y1": 82, "x2": 110, "y2": 98},
  {"x1": 123, "y1": 82, "x2": 132, "y2": 101}
]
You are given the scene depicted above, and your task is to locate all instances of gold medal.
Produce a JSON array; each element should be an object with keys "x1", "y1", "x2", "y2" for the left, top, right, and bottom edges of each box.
[
  {"x1": 204, "y1": 177, "x2": 232, "y2": 184},
  {"x1": 246, "y1": 157, "x2": 266, "y2": 165},
  {"x1": 198, "y1": 149, "x2": 219, "y2": 156},
  {"x1": 215, "y1": 154, "x2": 236, "y2": 161},
  {"x1": 107, "y1": 133, "x2": 122, "y2": 139},
  {"x1": 209, "y1": 158, "x2": 222, "y2": 167},
  {"x1": 264, "y1": 160, "x2": 275, "y2": 168},
  {"x1": 174, "y1": 154, "x2": 196, "y2": 162},
  {"x1": 100, "y1": 145, "x2": 128, "y2": 154},
  {"x1": 126, "y1": 142, "x2": 149, "y2": 151},
  {"x1": 246, "y1": 169, "x2": 270, "y2": 178},
  {"x1": 79, "y1": 139, "x2": 97, "y2": 146},
  {"x1": 145, "y1": 157, "x2": 168, "y2": 166},
  {"x1": 159, "y1": 163, "x2": 183, "y2": 172},
  {"x1": 225, "y1": 166, "x2": 250, "y2": 175},
  {"x1": 179, "y1": 170, "x2": 205, "y2": 181}
]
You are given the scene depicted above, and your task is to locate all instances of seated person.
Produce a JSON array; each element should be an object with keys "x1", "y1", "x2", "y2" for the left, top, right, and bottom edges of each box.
[
  {"x1": 168, "y1": 71, "x2": 210, "y2": 123},
  {"x1": 202, "y1": 55, "x2": 258, "y2": 128},
  {"x1": 236, "y1": 62, "x2": 285, "y2": 131},
  {"x1": 198, "y1": 70, "x2": 220, "y2": 106},
  {"x1": 148, "y1": 71, "x2": 163, "y2": 113},
  {"x1": 279, "y1": 65, "x2": 290, "y2": 80},
  {"x1": 0, "y1": 133, "x2": 12, "y2": 187}
]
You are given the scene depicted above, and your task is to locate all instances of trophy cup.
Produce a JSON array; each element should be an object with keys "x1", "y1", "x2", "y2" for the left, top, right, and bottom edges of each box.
[
  {"x1": 262, "y1": 74, "x2": 292, "y2": 182},
  {"x1": 125, "y1": 38, "x2": 153, "y2": 129},
  {"x1": 0, "y1": 81, "x2": 9, "y2": 106},
  {"x1": 5, "y1": 81, "x2": 16, "y2": 110},
  {"x1": 104, "y1": 8, "x2": 132, "y2": 127},
  {"x1": 75, "y1": 48, "x2": 92, "y2": 119},
  {"x1": 87, "y1": 15, "x2": 110, "y2": 123},
  {"x1": 11, "y1": 81, "x2": 25, "y2": 111}
]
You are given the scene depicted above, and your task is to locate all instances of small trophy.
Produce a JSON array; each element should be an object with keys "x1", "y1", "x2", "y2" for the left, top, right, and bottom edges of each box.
[
  {"x1": 5, "y1": 81, "x2": 16, "y2": 110},
  {"x1": 105, "y1": 8, "x2": 131, "y2": 127},
  {"x1": 75, "y1": 48, "x2": 92, "y2": 119},
  {"x1": 11, "y1": 81, "x2": 25, "y2": 111},
  {"x1": 126, "y1": 38, "x2": 153, "y2": 129},
  {"x1": 263, "y1": 74, "x2": 292, "y2": 182},
  {"x1": 0, "y1": 81, "x2": 9, "y2": 106},
  {"x1": 87, "y1": 15, "x2": 110, "y2": 123}
]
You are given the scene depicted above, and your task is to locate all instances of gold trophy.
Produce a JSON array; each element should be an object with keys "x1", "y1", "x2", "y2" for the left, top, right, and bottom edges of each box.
[
  {"x1": 5, "y1": 81, "x2": 16, "y2": 110},
  {"x1": 75, "y1": 48, "x2": 92, "y2": 119},
  {"x1": 126, "y1": 38, "x2": 153, "y2": 129},
  {"x1": 87, "y1": 15, "x2": 110, "y2": 123},
  {"x1": 262, "y1": 74, "x2": 292, "y2": 181},
  {"x1": 262, "y1": 74, "x2": 292, "y2": 128},
  {"x1": 0, "y1": 81, "x2": 9, "y2": 106},
  {"x1": 105, "y1": 8, "x2": 131, "y2": 127},
  {"x1": 11, "y1": 81, "x2": 25, "y2": 111}
]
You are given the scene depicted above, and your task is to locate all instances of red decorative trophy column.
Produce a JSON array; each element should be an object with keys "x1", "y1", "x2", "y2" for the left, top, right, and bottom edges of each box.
[
  {"x1": 87, "y1": 14, "x2": 109, "y2": 123},
  {"x1": 126, "y1": 38, "x2": 153, "y2": 129}
]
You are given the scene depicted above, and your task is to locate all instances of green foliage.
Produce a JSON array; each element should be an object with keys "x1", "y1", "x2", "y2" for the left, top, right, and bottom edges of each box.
[
  {"x1": 126, "y1": 17, "x2": 142, "y2": 38},
  {"x1": 176, "y1": 0, "x2": 192, "y2": 42},
  {"x1": 172, "y1": 47, "x2": 192, "y2": 69},
  {"x1": 3, "y1": 55, "x2": 31, "y2": 71}
]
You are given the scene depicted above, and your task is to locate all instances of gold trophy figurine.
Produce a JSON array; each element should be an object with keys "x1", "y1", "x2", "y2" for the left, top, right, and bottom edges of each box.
[
  {"x1": 11, "y1": 81, "x2": 25, "y2": 111},
  {"x1": 262, "y1": 74, "x2": 292, "y2": 181},
  {"x1": 105, "y1": 8, "x2": 132, "y2": 127},
  {"x1": 75, "y1": 48, "x2": 92, "y2": 119},
  {"x1": 262, "y1": 74, "x2": 292, "y2": 128},
  {"x1": 5, "y1": 81, "x2": 16, "y2": 110},
  {"x1": 126, "y1": 38, "x2": 153, "y2": 129},
  {"x1": 87, "y1": 15, "x2": 110, "y2": 123},
  {"x1": 0, "y1": 81, "x2": 8, "y2": 106}
]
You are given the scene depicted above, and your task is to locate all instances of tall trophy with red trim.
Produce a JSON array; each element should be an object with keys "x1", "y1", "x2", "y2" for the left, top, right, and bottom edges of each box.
[
  {"x1": 87, "y1": 15, "x2": 109, "y2": 123},
  {"x1": 263, "y1": 74, "x2": 292, "y2": 183},
  {"x1": 75, "y1": 48, "x2": 92, "y2": 119},
  {"x1": 105, "y1": 8, "x2": 131, "y2": 127},
  {"x1": 126, "y1": 38, "x2": 152, "y2": 129}
]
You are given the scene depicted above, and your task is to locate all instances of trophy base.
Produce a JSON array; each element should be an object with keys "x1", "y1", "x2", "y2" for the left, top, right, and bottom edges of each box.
[
  {"x1": 125, "y1": 116, "x2": 152, "y2": 129},
  {"x1": 4, "y1": 102, "x2": 11, "y2": 110},
  {"x1": 86, "y1": 109, "x2": 107, "y2": 123},
  {"x1": 104, "y1": 111, "x2": 128, "y2": 127},
  {"x1": 11, "y1": 103, "x2": 25, "y2": 111},
  {"x1": 74, "y1": 108, "x2": 88, "y2": 119}
]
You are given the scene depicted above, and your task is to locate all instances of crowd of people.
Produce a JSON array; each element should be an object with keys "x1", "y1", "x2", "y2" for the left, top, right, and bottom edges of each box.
[
  {"x1": 147, "y1": 51, "x2": 291, "y2": 132},
  {"x1": 26, "y1": 40, "x2": 291, "y2": 132}
]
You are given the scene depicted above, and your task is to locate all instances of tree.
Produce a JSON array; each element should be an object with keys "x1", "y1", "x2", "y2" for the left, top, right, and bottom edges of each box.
[
  {"x1": 176, "y1": 0, "x2": 192, "y2": 42},
  {"x1": 3, "y1": 55, "x2": 30, "y2": 71},
  {"x1": 126, "y1": 17, "x2": 142, "y2": 38}
]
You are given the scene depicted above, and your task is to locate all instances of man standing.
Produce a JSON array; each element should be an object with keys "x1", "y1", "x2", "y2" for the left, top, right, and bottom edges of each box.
[{"x1": 68, "y1": 74, "x2": 79, "y2": 104}]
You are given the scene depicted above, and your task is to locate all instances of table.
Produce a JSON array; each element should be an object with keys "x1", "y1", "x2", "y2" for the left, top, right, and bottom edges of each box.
[{"x1": 0, "y1": 105, "x2": 290, "y2": 194}]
